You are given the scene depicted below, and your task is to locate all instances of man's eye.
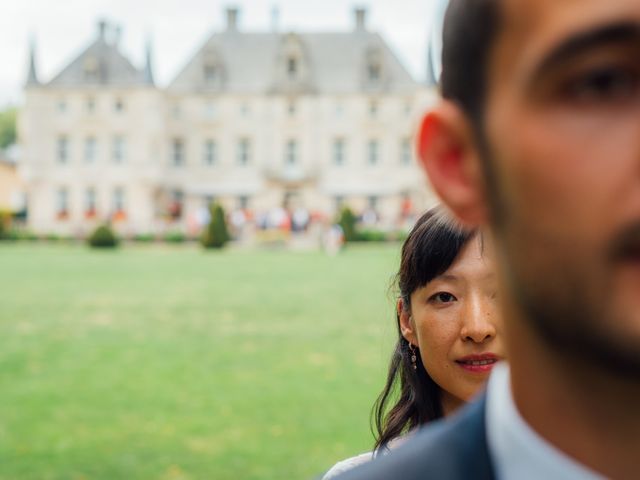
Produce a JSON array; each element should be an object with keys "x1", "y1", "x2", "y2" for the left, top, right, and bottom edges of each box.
[
  {"x1": 430, "y1": 292, "x2": 456, "y2": 303},
  {"x1": 565, "y1": 66, "x2": 639, "y2": 103}
]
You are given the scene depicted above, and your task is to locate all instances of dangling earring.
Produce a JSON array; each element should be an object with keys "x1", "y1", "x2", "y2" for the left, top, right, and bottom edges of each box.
[{"x1": 408, "y1": 342, "x2": 418, "y2": 370}]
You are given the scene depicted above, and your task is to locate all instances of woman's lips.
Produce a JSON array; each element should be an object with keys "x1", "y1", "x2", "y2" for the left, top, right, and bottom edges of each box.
[{"x1": 455, "y1": 354, "x2": 500, "y2": 373}]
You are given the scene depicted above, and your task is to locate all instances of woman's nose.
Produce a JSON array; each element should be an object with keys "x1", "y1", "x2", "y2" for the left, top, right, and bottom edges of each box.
[{"x1": 460, "y1": 295, "x2": 496, "y2": 343}]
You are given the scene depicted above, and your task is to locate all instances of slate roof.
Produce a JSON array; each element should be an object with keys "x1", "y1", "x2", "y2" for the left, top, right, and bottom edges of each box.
[
  {"x1": 168, "y1": 30, "x2": 418, "y2": 94},
  {"x1": 47, "y1": 35, "x2": 150, "y2": 88}
]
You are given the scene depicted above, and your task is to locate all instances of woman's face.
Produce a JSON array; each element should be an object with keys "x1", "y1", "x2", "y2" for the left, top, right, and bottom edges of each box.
[{"x1": 400, "y1": 236, "x2": 505, "y2": 414}]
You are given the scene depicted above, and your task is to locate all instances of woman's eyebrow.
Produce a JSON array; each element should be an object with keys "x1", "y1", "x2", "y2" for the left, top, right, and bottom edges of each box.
[
  {"x1": 528, "y1": 22, "x2": 640, "y2": 84},
  {"x1": 436, "y1": 274, "x2": 459, "y2": 282}
]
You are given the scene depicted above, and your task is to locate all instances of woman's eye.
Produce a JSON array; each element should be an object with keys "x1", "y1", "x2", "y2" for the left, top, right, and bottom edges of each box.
[
  {"x1": 565, "y1": 66, "x2": 639, "y2": 103},
  {"x1": 430, "y1": 292, "x2": 456, "y2": 304}
]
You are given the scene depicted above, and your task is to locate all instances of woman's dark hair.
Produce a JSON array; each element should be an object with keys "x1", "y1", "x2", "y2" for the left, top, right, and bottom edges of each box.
[{"x1": 372, "y1": 205, "x2": 474, "y2": 450}]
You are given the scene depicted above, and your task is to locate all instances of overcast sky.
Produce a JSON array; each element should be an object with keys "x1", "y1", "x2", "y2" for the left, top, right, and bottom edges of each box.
[{"x1": 0, "y1": 0, "x2": 440, "y2": 108}]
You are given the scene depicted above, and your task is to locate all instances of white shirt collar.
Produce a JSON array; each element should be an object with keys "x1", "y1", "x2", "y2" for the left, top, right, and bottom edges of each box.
[{"x1": 485, "y1": 362, "x2": 605, "y2": 480}]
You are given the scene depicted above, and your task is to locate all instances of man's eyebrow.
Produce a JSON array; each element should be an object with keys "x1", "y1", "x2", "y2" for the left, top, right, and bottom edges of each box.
[{"x1": 532, "y1": 23, "x2": 640, "y2": 79}]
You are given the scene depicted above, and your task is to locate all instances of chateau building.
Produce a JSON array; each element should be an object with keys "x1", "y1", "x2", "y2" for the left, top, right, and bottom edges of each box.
[{"x1": 19, "y1": 8, "x2": 436, "y2": 236}]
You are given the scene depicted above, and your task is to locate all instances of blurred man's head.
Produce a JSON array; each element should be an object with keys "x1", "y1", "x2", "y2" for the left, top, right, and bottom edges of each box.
[{"x1": 419, "y1": 0, "x2": 640, "y2": 377}]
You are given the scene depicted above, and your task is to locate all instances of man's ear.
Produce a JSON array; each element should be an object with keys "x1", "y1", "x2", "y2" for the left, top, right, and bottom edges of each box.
[
  {"x1": 417, "y1": 101, "x2": 488, "y2": 227},
  {"x1": 398, "y1": 299, "x2": 417, "y2": 346}
]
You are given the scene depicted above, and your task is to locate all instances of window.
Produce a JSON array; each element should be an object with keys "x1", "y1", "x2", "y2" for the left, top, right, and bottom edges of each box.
[
  {"x1": 84, "y1": 56, "x2": 99, "y2": 81},
  {"x1": 204, "y1": 140, "x2": 217, "y2": 166},
  {"x1": 368, "y1": 140, "x2": 379, "y2": 166},
  {"x1": 334, "y1": 196, "x2": 344, "y2": 211},
  {"x1": 86, "y1": 97, "x2": 96, "y2": 113},
  {"x1": 57, "y1": 99, "x2": 67, "y2": 113},
  {"x1": 204, "y1": 101, "x2": 216, "y2": 119},
  {"x1": 369, "y1": 100, "x2": 378, "y2": 117},
  {"x1": 401, "y1": 138, "x2": 412, "y2": 166},
  {"x1": 368, "y1": 195, "x2": 378, "y2": 209},
  {"x1": 113, "y1": 187, "x2": 125, "y2": 213},
  {"x1": 240, "y1": 103, "x2": 250, "y2": 117},
  {"x1": 85, "y1": 188, "x2": 97, "y2": 217},
  {"x1": 365, "y1": 47, "x2": 384, "y2": 86},
  {"x1": 238, "y1": 195, "x2": 249, "y2": 210},
  {"x1": 57, "y1": 136, "x2": 69, "y2": 164},
  {"x1": 169, "y1": 190, "x2": 184, "y2": 220},
  {"x1": 56, "y1": 187, "x2": 69, "y2": 218},
  {"x1": 237, "y1": 138, "x2": 250, "y2": 166},
  {"x1": 287, "y1": 57, "x2": 298, "y2": 78},
  {"x1": 333, "y1": 138, "x2": 345, "y2": 166},
  {"x1": 204, "y1": 64, "x2": 218, "y2": 84},
  {"x1": 114, "y1": 98, "x2": 124, "y2": 113},
  {"x1": 404, "y1": 101, "x2": 412, "y2": 116},
  {"x1": 287, "y1": 101, "x2": 296, "y2": 116},
  {"x1": 368, "y1": 62, "x2": 381, "y2": 82},
  {"x1": 84, "y1": 137, "x2": 97, "y2": 163},
  {"x1": 113, "y1": 136, "x2": 126, "y2": 164},
  {"x1": 202, "y1": 49, "x2": 223, "y2": 88},
  {"x1": 285, "y1": 140, "x2": 297, "y2": 165},
  {"x1": 172, "y1": 138, "x2": 185, "y2": 166}
]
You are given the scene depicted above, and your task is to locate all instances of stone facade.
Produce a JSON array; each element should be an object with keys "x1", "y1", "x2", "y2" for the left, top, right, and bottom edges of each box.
[{"x1": 19, "y1": 9, "x2": 437, "y2": 237}]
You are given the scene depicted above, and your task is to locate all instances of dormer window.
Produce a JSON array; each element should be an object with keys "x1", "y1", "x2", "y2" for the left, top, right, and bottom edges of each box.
[
  {"x1": 202, "y1": 49, "x2": 225, "y2": 89},
  {"x1": 84, "y1": 56, "x2": 99, "y2": 81},
  {"x1": 204, "y1": 63, "x2": 218, "y2": 83},
  {"x1": 275, "y1": 33, "x2": 311, "y2": 93},
  {"x1": 368, "y1": 62, "x2": 381, "y2": 82},
  {"x1": 364, "y1": 46, "x2": 385, "y2": 88}
]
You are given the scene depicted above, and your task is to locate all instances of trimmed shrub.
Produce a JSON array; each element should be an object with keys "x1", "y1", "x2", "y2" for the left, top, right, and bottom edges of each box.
[
  {"x1": 354, "y1": 229, "x2": 388, "y2": 242},
  {"x1": 2, "y1": 229, "x2": 37, "y2": 242},
  {"x1": 132, "y1": 233, "x2": 155, "y2": 243},
  {"x1": 0, "y1": 209, "x2": 11, "y2": 240},
  {"x1": 164, "y1": 231, "x2": 186, "y2": 244},
  {"x1": 337, "y1": 207, "x2": 357, "y2": 242},
  {"x1": 201, "y1": 203, "x2": 230, "y2": 249},
  {"x1": 88, "y1": 224, "x2": 119, "y2": 248}
]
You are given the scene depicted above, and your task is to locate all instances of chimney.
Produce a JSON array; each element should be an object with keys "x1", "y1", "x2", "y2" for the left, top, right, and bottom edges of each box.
[
  {"x1": 113, "y1": 25, "x2": 122, "y2": 47},
  {"x1": 226, "y1": 7, "x2": 239, "y2": 31},
  {"x1": 97, "y1": 19, "x2": 108, "y2": 40},
  {"x1": 354, "y1": 7, "x2": 367, "y2": 31}
]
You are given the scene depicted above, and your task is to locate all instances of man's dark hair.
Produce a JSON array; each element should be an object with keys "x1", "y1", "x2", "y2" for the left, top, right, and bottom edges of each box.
[{"x1": 440, "y1": 0, "x2": 501, "y2": 128}]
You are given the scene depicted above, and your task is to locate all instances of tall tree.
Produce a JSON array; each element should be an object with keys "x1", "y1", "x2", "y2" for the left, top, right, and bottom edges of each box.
[{"x1": 0, "y1": 107, "x2": 17, "y2": 149}]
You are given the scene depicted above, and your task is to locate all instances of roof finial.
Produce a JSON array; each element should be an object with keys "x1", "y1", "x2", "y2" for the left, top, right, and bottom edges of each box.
[
  {"x1": 26, "y1": 35, "x2": 40, "y2": 86},
  {"x1": 144, "y1": 36, "x2": 155, "y2": 85}
]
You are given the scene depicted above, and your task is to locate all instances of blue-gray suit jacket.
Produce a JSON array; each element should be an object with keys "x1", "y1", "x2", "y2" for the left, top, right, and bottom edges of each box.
[{"x1": 335, "y1": 394, "x2": 495, "y2": 479}]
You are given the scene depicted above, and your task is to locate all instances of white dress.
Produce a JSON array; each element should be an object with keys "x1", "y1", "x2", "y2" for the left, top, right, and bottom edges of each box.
[
  {"x1": 322, "y1": 452, "x2": 375, "y2": 479},
  {"x1": 322, "y1": 436, "x2": 409, "y2": 479}
]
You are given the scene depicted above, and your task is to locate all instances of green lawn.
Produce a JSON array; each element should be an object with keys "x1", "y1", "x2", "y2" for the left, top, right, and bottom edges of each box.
[{"x1": 0, "y1": 243, "x2": 401, "y2": 480}]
